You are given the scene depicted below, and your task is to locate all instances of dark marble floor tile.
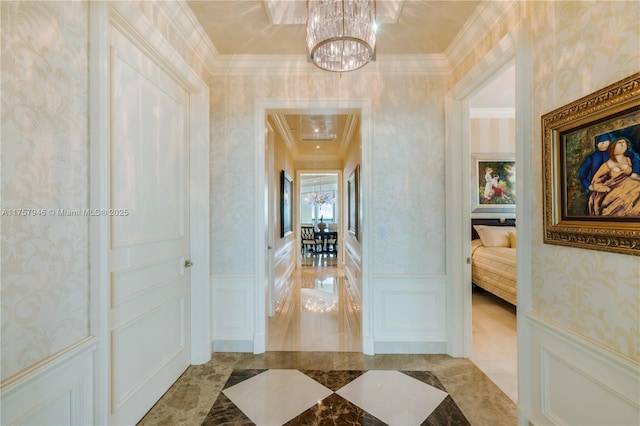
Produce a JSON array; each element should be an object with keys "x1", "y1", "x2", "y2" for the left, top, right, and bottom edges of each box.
[
  {"x1": 422, "y1": 395, "x2": 471, "y2": 426},
  {"x1": 301, "y1": 370, "x2": 366, "y2": 391},
  {"x1": 221, "y1": 368, "x2": 267, "y2": 389},
  {"x1": 201, "y1": 393, "x2": 254, "y2": 426},
  {"x1": 284, "y1": 393, "x2": 386, "y2": 426}
]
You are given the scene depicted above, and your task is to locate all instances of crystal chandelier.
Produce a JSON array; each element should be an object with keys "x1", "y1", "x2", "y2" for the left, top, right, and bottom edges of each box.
[
  {"x1": 306, "y1": 191, "x2": 334, "y2": 206},
  {"x1": 306, "y1": 0, "x2": 377, "y2": 72}
]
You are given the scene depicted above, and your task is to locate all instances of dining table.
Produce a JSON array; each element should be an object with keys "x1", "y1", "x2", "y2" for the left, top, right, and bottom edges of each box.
[{"x1": 315, "y1": 229, "x2": 338, "y2": 253}]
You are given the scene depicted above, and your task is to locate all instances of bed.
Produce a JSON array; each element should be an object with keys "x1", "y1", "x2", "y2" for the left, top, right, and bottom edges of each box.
[{"x1": 471, "y1": 219, "x2": 517, "y2": 306}]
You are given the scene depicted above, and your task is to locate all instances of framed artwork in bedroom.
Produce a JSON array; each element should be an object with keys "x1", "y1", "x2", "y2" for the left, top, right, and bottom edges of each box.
[
  {"x1": 542, "y1": 72, "x2": 640, "y2": 256},
  {"x1": 472, "y1": 154, "x2": 516, "y2": 214}
]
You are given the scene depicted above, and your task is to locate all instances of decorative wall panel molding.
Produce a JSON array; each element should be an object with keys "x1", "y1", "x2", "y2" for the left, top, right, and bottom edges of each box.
[
  {"x1": 1, "y1": 337, "x2": 96, "y2": 425},
  {"x1": 372, "y1": 275, "x2": 447, "y2": 353},
  {"x1": 211, "y1": 275, "x2": 255, "y2": 350},
  {"x1": 528, "y1": 313, "x2": 639, "y2": 425}
]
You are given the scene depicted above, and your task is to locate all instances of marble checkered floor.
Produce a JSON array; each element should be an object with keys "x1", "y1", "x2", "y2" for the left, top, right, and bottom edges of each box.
[{"x1": 203, "y1": 369, "x2": 469, "y2": 425}]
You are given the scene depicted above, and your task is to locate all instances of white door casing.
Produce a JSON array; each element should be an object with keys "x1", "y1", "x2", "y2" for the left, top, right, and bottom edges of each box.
[
  {"x1": 266, "y1": 123, "x2": 276, "y2": 317},
  {"x1": 89, "y1": 3, "x2": 210, "y2": 425}
]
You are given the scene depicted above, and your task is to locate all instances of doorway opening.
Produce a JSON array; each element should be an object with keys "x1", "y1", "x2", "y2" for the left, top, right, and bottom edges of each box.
[
  {"x1": 260, "y1": 105, "x2": 366, "y2": 354},
  {"x1": 467, "y1": 62, "x2": 518, "y2": 403}
]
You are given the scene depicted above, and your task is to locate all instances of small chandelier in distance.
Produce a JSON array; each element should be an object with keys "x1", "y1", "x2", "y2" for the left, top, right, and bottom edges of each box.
[
  {"x1": 306, "y1": 191, "x2": 334, "y2": 206},
  {"x1": 306, "y1": 0, "x2": 377, "y2": 73}
]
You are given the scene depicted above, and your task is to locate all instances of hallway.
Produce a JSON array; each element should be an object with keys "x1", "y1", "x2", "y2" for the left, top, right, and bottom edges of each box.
[{"x1": 137, "y1": 262, "x2": 518, "y2": 425}]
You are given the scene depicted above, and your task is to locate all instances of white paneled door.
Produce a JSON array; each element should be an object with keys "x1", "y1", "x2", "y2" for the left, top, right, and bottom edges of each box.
[{"x1": 108, "y1": 28, "x2": 191, "y2": 425}]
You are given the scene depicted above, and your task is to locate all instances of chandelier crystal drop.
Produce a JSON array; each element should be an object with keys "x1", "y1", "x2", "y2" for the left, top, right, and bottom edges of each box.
[{"x1": 306, "y1": 0, "x2": 377, "y2": 72}]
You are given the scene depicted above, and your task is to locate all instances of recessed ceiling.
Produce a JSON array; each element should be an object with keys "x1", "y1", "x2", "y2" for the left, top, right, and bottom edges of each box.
[
  {"x1": 270, "y1": 113, "x2": 356, "y2": 162},
  {"x1": 186, "y1": 0, "x2": 482, "y2": 55}
]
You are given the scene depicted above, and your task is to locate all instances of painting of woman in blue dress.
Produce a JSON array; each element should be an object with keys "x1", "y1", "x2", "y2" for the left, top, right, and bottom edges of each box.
[{"x1": 564, "y1": 114, "x2": 640, "y2": 218}]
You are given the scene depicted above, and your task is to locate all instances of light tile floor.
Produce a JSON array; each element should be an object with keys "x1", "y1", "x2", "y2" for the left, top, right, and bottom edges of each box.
[
  {"x1": 471, "y1": 286, "x2": 518, "y2": 403},
  {"x1": 204, "y1": 368, "x2": 470, "y2": 425}
]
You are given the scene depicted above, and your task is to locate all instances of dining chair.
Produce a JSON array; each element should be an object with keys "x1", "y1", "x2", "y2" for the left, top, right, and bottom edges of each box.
[
  {"x1": 301, "y1": 225, "x2": 322, "y2": 254},
  {"x1": 326, "y1": 223, "x2": 338, "y2": 253}
]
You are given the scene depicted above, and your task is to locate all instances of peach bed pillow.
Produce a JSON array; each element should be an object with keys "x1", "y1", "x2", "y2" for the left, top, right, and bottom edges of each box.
[{"x1": 473, "y1": 225, "x2": 516, "y2": 247}]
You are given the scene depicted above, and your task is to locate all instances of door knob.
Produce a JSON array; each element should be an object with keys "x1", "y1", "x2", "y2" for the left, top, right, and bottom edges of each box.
[{"x1": 185, "y1": 259, "x2": 194, "y2": 268}]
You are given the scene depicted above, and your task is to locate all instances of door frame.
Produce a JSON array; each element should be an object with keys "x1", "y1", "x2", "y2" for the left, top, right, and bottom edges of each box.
[
  {"x1": 445, "y1": 19, "x2": 532, "y2": 423},
  {"x1": 254, "y1": 98, "x2": 374, "y2": 355},
  {"x1": 89, "y1": 3, "x2": 211, "y2": 424}
]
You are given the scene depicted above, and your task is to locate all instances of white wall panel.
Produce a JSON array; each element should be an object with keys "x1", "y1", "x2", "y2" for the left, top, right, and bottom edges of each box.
[
  {"x1": 273, "y1": 241, "x2": 296, "y2": 313},
  {"x1": 1, "y1": 338, "x2": 95, "y2": 425},
  {"x1": 212, "y1": 275, "x2": 255, "y2": 351},
  {"x1": 528, "y1": 314, "x2": 640, "y2": 426},
  {"x1": 373, "y1": 276, "x2": 447, "y2": 353}
]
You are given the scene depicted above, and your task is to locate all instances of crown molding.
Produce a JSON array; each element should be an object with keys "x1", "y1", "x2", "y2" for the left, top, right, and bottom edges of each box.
[
  {"x1": 155, "y1": 0, "x2": 220, "y2": 76},
  {"x1": 444, "y1": 0, "x2": 518, "y2": 72},
  {"x1": 208, "y1": 53, "x2": 450, "y2": 76},
  {"x1": 338, "y1": 114, "x2": 359, "y2": 158},
  {"x1": 270, "y1": 114, "x2": 300, "y2": 158}
]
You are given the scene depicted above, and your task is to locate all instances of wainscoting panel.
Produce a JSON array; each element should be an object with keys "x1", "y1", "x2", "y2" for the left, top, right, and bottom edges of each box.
[
  {"x1": 0, "y1": 337, "x2": 96, "y2": 425},
  {"x1": 373, "y1": 276, "x2": 447, "y2": 353},
  {"x1": 211, "y1": 275, "x2": 255, "y2": 352},
  {"x1": 273, "y1": 240, "x2": 296, "y2": 313},
  {"x1": 528, "y1": 313, "x2": 639, "y2": 426}
]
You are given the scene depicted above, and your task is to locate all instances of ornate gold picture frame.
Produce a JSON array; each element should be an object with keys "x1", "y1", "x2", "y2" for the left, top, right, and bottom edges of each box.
[{"x1": 541, "y1": 72, "x2": 640, "y2": 256}]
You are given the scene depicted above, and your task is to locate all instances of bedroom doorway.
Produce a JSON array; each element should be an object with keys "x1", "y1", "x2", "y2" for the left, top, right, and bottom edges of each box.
[{"x1": 467, "y1": 63, "x2": 518, "y2": 403}]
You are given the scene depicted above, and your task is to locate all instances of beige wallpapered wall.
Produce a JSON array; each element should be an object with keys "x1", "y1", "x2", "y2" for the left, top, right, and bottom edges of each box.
[
  {"x1": 210, "y1": 73, "x2": 450, "y2": 276},
  {"x1": 454, "y1": 0, "x2": 640, "y2": 361},
  {"x1": 1, "y1": 1, "x2": 90, "y2": 379}
]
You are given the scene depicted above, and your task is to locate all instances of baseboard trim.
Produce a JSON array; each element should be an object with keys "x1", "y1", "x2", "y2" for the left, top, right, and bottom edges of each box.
[
  {"x1": 212, "y1": 339, "x2": 254, "y2": 353},
  {"x1": 374, "y1": 341, "x2": 447, "y2": 354}
]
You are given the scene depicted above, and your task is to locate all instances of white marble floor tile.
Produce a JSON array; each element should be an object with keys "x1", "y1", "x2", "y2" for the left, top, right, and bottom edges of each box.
[
  {"x1": 336, "y1": 370, "x2": 448, "y2": 425},
  {"x1": 222, "y1": 369, "x2": 333, "y2": 425}
]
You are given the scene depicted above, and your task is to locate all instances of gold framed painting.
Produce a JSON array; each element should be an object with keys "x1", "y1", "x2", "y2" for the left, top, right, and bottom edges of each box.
[
  {"x1": 541, "y1": 72, "x2": 640, "y2": 256},
  {"x1": 280, "y1": 170, "x2": 293, "y2": 237},
  {"x1": 347, "y1": 164, "x2": 359, "y2": 240}
]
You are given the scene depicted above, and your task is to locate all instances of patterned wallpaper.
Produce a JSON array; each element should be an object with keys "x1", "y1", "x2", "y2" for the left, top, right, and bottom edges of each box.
[
  {"x1": 210, "y1": 73, "x2": 450, "y2": 276},
  {"x1": 453, "y1": 0, "x2": 640, "y2": 361},
  {"x1": 1, "y1": 1, "x2": 90, "y2": 379}
]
